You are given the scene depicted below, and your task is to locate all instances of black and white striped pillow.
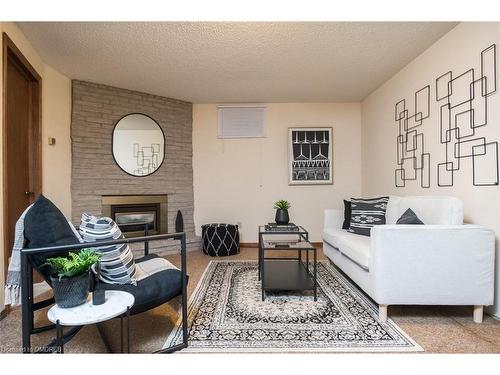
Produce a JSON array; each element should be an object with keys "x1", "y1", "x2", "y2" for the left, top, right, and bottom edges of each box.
[
  {"x1": 79, "y1": 213, "x2": 136, "y2": 285},
  {"x1": 348, "y1": 197, "x2": 389, "y2": 236}
]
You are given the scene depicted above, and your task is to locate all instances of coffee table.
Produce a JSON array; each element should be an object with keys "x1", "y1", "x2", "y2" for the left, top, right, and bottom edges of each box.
[{"x1": 258, "y1": 225, "x2": 317, "y2": 301}]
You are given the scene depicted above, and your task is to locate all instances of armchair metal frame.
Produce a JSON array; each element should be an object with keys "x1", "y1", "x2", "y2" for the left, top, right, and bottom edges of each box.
[{"x1": 20, "y1": 232, "x2": 188, "y2": 354}]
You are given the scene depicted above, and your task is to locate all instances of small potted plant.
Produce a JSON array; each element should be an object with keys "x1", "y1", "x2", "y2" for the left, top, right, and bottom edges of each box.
[
  {"x1": 45, "y1": 249, "x2": 101, "y2": 308},
  {"x1": 274, "y1": 200, "x2": 291, "y2": 225}
]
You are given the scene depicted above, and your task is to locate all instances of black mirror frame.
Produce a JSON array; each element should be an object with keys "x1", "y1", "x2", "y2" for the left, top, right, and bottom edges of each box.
[{"x1": 111, "y1": 112, "x2": 166, "y2": 178}]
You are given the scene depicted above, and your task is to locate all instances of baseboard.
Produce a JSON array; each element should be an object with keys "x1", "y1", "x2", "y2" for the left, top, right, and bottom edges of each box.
[
  {"x1": 490, "y1": 312, "x2": 500, "y2": 322},
  {"x1": 240, "y1": 242, "x2": 323, "y2": 248},
  {"x1": 239, "y1": 242, "x2": 258, "y2": 248}
]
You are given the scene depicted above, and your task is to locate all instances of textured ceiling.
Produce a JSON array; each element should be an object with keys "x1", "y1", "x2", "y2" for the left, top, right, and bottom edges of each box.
[{"x1": 18, "y1": 22, "x2": 457, "y2": 103}]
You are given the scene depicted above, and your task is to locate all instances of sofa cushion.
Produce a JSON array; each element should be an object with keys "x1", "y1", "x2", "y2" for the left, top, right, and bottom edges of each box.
[
  {"x1": 323, "y1": 228, "x2": 371, "y2": 270},
  {"x1": 397, "y1": 196, "x2": 463, "y2": 225},
  {"x1": 348, "y1": 196, "x2": 389, "y2": 236},
  {"x1": 24, "y1": 195, "x2": 81, "y2": 282},
  {"x1": 342, "y1": 200, "x2": 351, "y2": 229},
  {"x1": 385, "y1": 196, "x2": 401, "y2": 224},
  {"x1": 337, "y1": 233, "x2": 371, "y2": 270},
  {"x1": 97, "y1": 254, "x2": 183, "y2": 315},
  {"x1": 323, "y1": 227, "x2": 347, "y2": 249},
  {"x1": 135, "y1": 255, "x2": 178, "y2": 282},
  {"x1": 79, "y1": 213, "x2": 137, "y2": 285}
]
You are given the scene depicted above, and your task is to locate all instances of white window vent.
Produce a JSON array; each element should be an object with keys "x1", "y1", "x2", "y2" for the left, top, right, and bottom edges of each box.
[{"x1": 217, "y1": 105, "x2": 266, "y2": 138}]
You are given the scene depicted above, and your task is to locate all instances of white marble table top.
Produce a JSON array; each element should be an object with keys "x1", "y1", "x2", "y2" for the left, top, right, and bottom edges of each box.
[{"x1": 47, "y1": 291, "x2": 135, "y2": 326}]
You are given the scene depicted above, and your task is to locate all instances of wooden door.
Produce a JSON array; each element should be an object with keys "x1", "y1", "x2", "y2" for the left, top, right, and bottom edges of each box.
[{"x1": 2, "y1": 33, "x2": 42, "y2": 279}]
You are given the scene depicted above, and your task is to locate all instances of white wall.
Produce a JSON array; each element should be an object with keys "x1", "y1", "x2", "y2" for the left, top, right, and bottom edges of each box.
[
  {"x1": 193, "y1": 103, "x2": 362, "y2": 242},
  {"x1": 0, "y1": 22, "x2": 72, "y2": 313},
  {"x1": 42, "y1": 64, "x2": 72, "y2": 215},
  {"x1": 361, "y1": 22, "x2": 500, "y2": 317}
]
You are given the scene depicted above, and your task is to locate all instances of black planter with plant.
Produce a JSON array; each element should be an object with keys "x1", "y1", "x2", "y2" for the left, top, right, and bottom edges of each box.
[
  {"x1": 274, "y1": 200, "x2": 291, "y2": 225},
  {"x1": 45, "y1": 249, "x2": 101, "y2": 308}
]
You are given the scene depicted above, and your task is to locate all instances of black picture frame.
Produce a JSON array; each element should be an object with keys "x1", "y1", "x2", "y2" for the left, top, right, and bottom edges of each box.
[{"x1": 288, "y1": 127, "x2": 333, "y2": 185}]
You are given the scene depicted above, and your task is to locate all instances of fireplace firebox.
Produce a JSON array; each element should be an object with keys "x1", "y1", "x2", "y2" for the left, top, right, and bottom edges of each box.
[{"x1": 102, "y1": 195, "x2": 168, "y2": 237}]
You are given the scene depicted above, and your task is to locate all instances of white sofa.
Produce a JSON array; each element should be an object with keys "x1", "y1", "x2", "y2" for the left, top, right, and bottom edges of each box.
[{"x1": 323, "y1": 196, "x2": 495, "y2": 323}]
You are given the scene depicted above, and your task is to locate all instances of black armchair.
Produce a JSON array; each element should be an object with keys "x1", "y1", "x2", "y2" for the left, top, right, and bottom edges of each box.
[{"x1": 20, "y1": 232, "x2": 188, "y2": 353}]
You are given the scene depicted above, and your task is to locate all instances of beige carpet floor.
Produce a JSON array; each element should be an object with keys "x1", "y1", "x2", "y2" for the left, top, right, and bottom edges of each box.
[{"x1": 1, "y1": 247, "x2": 500, "y2": 353}]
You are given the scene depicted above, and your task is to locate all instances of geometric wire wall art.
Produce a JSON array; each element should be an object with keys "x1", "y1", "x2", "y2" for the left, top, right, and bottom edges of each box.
[
  {"x1": 133, "y1": 143, "x2": 161, "y2": 176},
  {"x1": 435, "y1": 44, "x2": 498, "y2": 187},
  {"x1": 394, "y1": 85, "x2": 431, "y2": 188}
]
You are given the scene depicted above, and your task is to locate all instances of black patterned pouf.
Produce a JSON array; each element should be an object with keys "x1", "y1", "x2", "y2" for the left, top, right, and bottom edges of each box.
[{"x1": 201, "y1": 223, "x2": 240, "y2": 257}]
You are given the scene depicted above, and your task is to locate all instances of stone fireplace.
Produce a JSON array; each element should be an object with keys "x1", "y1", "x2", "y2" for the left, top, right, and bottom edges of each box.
[{"x1": 71, "y1": 80, "x2": 200, "y2": 255}]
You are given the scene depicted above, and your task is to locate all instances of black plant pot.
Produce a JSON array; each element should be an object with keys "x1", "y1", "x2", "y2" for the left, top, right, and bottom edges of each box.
[
  {"x1": 50, "y1": 272, "x2": 90, "y2": 308},
  {"x1": 275, "y1": 209, "x2": 290, "y2": 225}
]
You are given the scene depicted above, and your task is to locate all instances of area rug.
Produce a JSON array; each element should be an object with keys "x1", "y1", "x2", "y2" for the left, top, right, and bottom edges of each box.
[{"x1": 164, "y1": 260, "x2": 423, "y2": 352}]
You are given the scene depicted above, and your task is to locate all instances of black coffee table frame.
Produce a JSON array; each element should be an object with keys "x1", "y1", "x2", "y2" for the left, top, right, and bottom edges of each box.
[{"x1": 258, "y1": 225, "x2": 317, "y2": 301}]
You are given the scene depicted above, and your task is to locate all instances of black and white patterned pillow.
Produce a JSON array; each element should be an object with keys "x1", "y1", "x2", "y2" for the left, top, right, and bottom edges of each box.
[
  {"x1": 348, "y1": 197, "x2": 389, "y2": 236},
  {"x1": 79, "y1": 213, "x2": 137, "y2": 285}
]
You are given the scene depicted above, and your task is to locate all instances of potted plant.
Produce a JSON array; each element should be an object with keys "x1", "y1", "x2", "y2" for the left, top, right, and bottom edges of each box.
[
  {"x1": 274, "y1": 200, "x2": 291, "y2": 225},
  {"x1": 45, "y1": 249, "x2": 101, "y2": 308}
]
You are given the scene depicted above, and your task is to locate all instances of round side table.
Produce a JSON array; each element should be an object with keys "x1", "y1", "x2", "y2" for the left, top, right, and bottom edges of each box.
[{"x1": 47, "y1": 290, "x2": 135, "y2": 353}]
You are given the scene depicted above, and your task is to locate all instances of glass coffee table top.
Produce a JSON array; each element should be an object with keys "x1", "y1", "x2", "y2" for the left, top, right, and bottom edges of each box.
[{"x1": 258, "y1": 225, "x2": 308, "y2": 234}]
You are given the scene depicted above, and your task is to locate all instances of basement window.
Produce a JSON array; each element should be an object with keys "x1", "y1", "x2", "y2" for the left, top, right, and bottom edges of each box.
[{"x1": 217, "y1": 105, "x2": 266, "y2": 138}]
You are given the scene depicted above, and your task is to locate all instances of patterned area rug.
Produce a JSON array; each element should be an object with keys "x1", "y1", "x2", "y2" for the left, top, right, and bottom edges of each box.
[{"x1": 164, "y1": 260, "x2": 422, "y2": 352}]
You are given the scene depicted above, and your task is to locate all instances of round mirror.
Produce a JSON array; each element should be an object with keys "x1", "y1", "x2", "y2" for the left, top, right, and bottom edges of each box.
[{"x1": 112, "y1": 113, "x2": 165, "y2": 176}]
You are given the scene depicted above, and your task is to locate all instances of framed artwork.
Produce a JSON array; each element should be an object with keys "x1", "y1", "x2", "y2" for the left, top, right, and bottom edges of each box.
[{"x1": 288, "y1": 127, "x2": 333, "y2": 185}]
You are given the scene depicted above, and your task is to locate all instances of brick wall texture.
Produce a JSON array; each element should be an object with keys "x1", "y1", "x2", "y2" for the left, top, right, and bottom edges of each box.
[{"x1": 71, "y1": 80, "x2": 198, "y2": 252}]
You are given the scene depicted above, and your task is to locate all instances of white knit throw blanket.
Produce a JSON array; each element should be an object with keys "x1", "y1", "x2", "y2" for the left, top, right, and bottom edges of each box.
[{"x1": 4, "y1": 205, "x2": 33, "y2": 306}]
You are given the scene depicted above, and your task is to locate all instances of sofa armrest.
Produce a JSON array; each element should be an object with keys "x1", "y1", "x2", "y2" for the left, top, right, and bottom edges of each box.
[
  {"x1": 370, "y1": 225, "x2": 495, "y2": 305},
  {"x1": 324, "y1": 209, "x2": 344, "y2": 231}
]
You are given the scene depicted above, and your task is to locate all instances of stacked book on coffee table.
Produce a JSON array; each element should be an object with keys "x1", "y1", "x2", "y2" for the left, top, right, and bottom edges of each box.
[{"x1": 264, "y1": 223, "x2": 299, "y2": 232}]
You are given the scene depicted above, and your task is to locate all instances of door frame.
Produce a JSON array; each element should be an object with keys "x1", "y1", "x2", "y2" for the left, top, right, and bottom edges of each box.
[{"x1": 2, "y1": 32, "x2": 42, "y2": 285}]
